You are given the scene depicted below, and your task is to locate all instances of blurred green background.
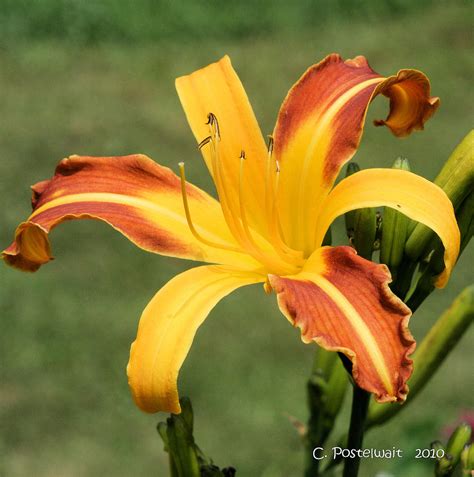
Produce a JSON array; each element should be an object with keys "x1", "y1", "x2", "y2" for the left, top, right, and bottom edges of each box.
[{"x1": 0, "y1": 1, "x2": 472, "y2": 476}]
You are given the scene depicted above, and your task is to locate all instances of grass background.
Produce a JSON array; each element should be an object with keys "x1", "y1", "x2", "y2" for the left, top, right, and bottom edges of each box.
[{"x1": 0, "y1": 1, "x2": 472, "y2": 476}]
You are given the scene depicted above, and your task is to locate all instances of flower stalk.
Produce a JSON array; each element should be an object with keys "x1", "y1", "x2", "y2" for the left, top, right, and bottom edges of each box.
[
  {"x1": 343, "y1": 386, "x2": 371, "y2": 477},
  {"x1": 157, "y1": 397, "x2": 236, "y2": 477},
  {"x1": 305, "y1": 348, "x2": 348, "y2": 476}
]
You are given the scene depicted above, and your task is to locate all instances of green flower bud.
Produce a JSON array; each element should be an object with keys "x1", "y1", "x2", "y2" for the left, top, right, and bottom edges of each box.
[
  {"x1": 444, "y1": 423, "x2": 472, "y2": 470},
  {"x1": 157, "y1": 421, "x2": 170, "y2": 450},
  {"x1": 166, "y1": 414, "x2": 200, "y2": 477},
  {"x1": 353, "y1": 206, "x2": 377, "y2": 260},
  {"x1": 406, "y1": 130, "x2": 474, "y2": 261},
  {"x1": 461, "y1": 443, "x2": 474, "y2": 475},
  {"x1": 456, "y1": 192, "x2": 474, "y2": 255},
  {"x1": 179, "y1": 396, "x2": 194, "y2": 434},
  {"x1": 344, "y1": 162, "x2": 361, "y2": 238},
  {"x1": 406, "y1": 191, "x2": 473, "y2": 311},
  {"x1": 343, "y1": 162, "x2": 378, "y2": 260},
  {"x1": 380, "y1": 158, "x2": 411, "y2": 278}
]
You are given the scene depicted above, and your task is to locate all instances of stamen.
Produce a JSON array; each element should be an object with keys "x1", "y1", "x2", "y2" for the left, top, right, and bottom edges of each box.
[
  {"x1": 198, "y1": 113, "x2": 300, "y2": 274},
  {"x1": 264, "y1": 136, "x2": 275, "y2": 235},
  {"x1": 238, "y1": 152, "x2": 255, "y2": 243},
  {"x1": 206, "y1": 114, "x2": 247, "y2": 244},
  {"x1": 267, "y1": 135, "x2": 274, "y2": 156},
  {"x1": 178, "y1": 162, "x2": 242, "y2": 253},
  {"x1": 198, "y1": 136, "x2": 212, "y2": 150},
  {"x1": 238, "y1": 153, "x2": 298, "y2": 274},
  {"x1": 206, "y1": 113, "x2": 220, "y2": 141},
  {"x1": 269, "y1": 160, "x2": 305, "y2": 264}
]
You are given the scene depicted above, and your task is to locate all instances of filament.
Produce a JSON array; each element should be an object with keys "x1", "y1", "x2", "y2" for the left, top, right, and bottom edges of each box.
[
  {"x1": 265, "y1": 135, "x2": 274, "y2": 236},
  {"x1": 269, "y1": 161, "x2": 305, "y2": 264},
  {"x1": 205, "y1": 115, "x2": 248, "y2": 245},
  {"x1": 178, "y1": 162, "x2": 242, "y2": 253},
  {"x1": 196, "y1": 112, "x2": 301, "y2": 274},
  {"x1": 238, "y1": 153, "x2": 297, "y2": 273}
]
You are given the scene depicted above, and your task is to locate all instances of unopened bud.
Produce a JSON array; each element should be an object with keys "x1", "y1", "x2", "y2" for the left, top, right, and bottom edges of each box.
[
  {"x1": 445, "y1": 423, "x2": 472, "y2": 469},
  {"x1": 179, "y1": 396, "x2": 194, "y2": 434},
  {"x1": 344, "y1": 163, "x2": 361, "y2": 238},
  {"x1": 353, "y1": 207, "x2": 377, "y2": 260},
  {"x1": 166, "y1": 410, "x2": 200, "y2": 476},
  {"x1": 461, "y1": 443, "x2": 474, "y2": 475},
  {"x1": 157, "y1": 421, "x2": 169, "y2": 450},
  {"x1": 456, "y1": 192, "x2": 474, "y2": 255},
  {"x1": 406, "y1": 130, "x2": 474, "y2": 261},
  {"x1": 380, "y1": 158, "x2": 411, "y2": 277}
]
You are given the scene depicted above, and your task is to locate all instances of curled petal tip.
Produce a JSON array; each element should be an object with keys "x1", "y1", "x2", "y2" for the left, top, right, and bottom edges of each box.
[
  {"x1": 2, "y1": 221, "x2": 52, "y2": 272},
  {"x1": 374, "y1": 70, "x2": 440, "y2": 137}
]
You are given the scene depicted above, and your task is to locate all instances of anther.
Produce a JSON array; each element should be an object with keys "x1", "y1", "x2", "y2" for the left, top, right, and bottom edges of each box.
[
  {"x1": 198, "y1": 136, "x2": 212, "y2": 150},
  {"x1": 267, "y1": 135, "x2": 274, "y2": 156},
  {"x1": 206, "y1": 112, "x2": 220, "y2": 140},
  {"x1": 275, "y1": 160, "x2": 280, "y2": 173},
  {"x1": 240, "y1": 150, "x2": 246, "y2": 160}
]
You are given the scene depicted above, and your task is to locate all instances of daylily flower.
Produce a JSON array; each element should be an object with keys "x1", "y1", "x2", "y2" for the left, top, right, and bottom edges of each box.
[{"x1": 3, "y1": 54, "x2": 460, "y2": 414}]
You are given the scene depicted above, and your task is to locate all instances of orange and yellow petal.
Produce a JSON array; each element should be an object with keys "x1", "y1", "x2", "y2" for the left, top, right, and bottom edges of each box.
[
  {"x1": 269, "y1": 246, "x2": 415, "y2": 402},
  {"x1": 315, "y1": 168, "x2": 460, "y2": 288},
  {"x1": 2, "y1": 154, "x2": 258, "y2": 271},
  {"x1": 176, "y1": 56, "x2": 269, "y2": 235},
  {"x1": 127, "y1": 265, "x2": 265, "y2": 413},
  {"x1": 272, "y1": 53, "x2": 439, "y2": 254}
]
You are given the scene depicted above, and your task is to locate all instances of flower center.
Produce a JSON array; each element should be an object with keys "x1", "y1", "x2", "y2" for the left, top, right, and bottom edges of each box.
[{"x1": 179, "y1": 113, "x2": 304, "y2": 276}]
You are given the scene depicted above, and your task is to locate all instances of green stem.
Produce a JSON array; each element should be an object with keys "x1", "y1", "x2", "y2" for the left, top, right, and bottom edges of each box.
[
  {"x1": 304, "y1": 349, "x2": 348, "y2": 476},
  {"x1": 343, "y1": 386, "x2": 370, "y2": 477}
]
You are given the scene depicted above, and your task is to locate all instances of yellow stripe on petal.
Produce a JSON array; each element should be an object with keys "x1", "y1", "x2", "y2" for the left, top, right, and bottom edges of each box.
[
  {"x1": 272, "y1": 54, "x2": 439, "y2": 254},
  {"x1": 304, "y1": 272, "x2": 394, "y2": 395},
  {"x1": 176, "y1": 56, "x2": 269, "y2": 235},
  {"x1": 2, "y1": 155, "x2": 259, "y2": 271},
  {"x1": 269, "y1": 246, "x2": 415, "y2": 402},
  {"x1": 315, "y1": 169, "x2": 460, "y2": 287},
  {"x1": 127, "y1": 265, "x2": 265, "y2": 413}
]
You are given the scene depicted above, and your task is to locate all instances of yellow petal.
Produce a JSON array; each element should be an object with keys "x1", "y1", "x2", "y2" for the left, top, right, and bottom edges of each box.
[
  {"x1": 272, "y1": 54, "x2": 439, "y2": 254},
  {"x1": 315, "y1": 169, "x2": 460, "y2": 287},
  {"x1": 127, "y1": 265, "x2": 265, "y2": 413},
  {"x1": 2, "y1": 154, "x2": 259, "y2": 271},
  {"x1": 176, "y1": 56, "x2": 269, "y2": 235}
]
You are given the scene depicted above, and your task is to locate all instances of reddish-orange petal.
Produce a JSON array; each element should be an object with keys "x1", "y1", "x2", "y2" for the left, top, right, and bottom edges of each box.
[
  {"x1": 2, "y1": 154, "x2": 258, "y2": 271},
  {"x1": 272, "y1": 53, "x2": 439, "y2": 254},
  {"x1": 269, "y1": 246, "x2": 415, "y2": 402}
]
